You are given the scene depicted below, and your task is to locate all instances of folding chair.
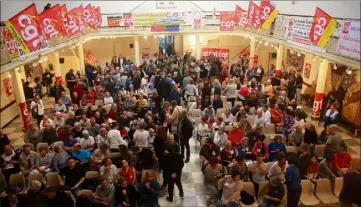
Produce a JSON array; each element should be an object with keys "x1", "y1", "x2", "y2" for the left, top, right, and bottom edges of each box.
[
  {"x1": 46, "y1": 172, "x2": 61, "y2": 187},
  {"x1": 285, "y1": 146, "x2": 298, "y2": 155},
  {"x1": 247, "y1": 115, "x2": 255, "y2": 126},
  {"x1": 9, "y1": 173, "x2": 26, "y2": 193},
  {"x1": 334, "y1": 177, "x2": 343, "y2": 197},
  {"x1": 216, "y1": 108, "x2": 225, "y2": 117},
  {"x1": 85, "y1": 171, "x2": 100, "y2": 179},
  {"x1": 103, "y1": 104, "x2": 111, "y2": 113},
  {"x1": 77, "y1": 189, "x2": 93, "y2": 198},
  {"x1": 25, "y1": 173, "x2": 43, "y2": 193},
  {"x1": 314, "y1": 145, "x2": 326, "y2": 160},
  {"x1": 300, "y1": 179, "x2": 320, "y2": 206},
  {"x1": 258, "y1": 181, "x2": 269, "y2": 200},
  {"x1": 315, "y1": 178, "x2": 339, "y2": 205},
  {"x1": 94, "y1": 100, "x2": 104, "y2": 106}
]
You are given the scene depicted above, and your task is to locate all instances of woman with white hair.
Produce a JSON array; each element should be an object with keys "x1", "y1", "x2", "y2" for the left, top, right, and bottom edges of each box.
[
  {"x1": 80, "y1": 130, "x2": 95, "y2": 152},
  {"x1": 52, "y1": 112, "x2": 65, "y2": 130}
]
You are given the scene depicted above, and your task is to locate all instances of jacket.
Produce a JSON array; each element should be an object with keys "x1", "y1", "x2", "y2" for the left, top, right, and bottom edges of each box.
[
  {"x1": 179, "y1": 116, "x2": 194, "y2": 140},
  {"x1": 163, "y1": 152, "x2": 184, "y2": 178}
]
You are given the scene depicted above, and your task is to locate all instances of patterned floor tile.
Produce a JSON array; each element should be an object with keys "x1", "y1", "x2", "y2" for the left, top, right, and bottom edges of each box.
[
  {"x1": 12, "y1": 127, "x2": 25, "y2": 133},
  {"x1": 191, "y1": 172, "x2": 204, "y2": 184},
  {"x1": 1, "y1": 127, "x2": 16, "y2": 134},
  {"x1": 343, "y1": 139, "x2": 360, "y2": 146},
  {"x1": 7, "y1": 133, "x2": 24, "y2": 140},
  {"x1": 349, "y1": 146, "x2": 361, "y2": 154}
]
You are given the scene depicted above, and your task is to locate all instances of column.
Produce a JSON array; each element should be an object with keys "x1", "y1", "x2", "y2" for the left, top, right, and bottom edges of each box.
[
  {"x1": 249, "y1": 37, "x2": 256, "y2": 68},
  {"x1": 77, "y1": 43, "x2": 85, "y2": 75},
  {"x1": 52, "y1": 52, "x2": 62, "y2": 85},
  {"x1": 134, "y1": 36, "x2": 140, "y2": 66},
  {"x1": 196, "y1": 34, "x2": 201, "y2": 60},
  {"x1": 11, "y1": 67, "x2": 31, "y2": 131},
  {"x1": 275, "y1": 44, "x2": 284, "y2": 73},
  {"x1": 311, "y1": 58, "x2": 329, "y2": 120}
]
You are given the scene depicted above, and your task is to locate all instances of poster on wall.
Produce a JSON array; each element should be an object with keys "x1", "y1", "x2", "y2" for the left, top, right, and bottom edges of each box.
[
  {"x1": 132, "y1": 12, "x2": 186, "y2": 26},
  {"x1": 201, "y1": 48, "x2": 229, "y2": 60},
  {"x1": 303, "y1": 63, "x2": 311, "y2": 79},
  {"x1": 2, "y1": 77, "x2": 13, "y2": 97},
  {"x1": 141, "y1": 48, "x2": 150, "y2": 59},
  {"x1": 123, "y1": 13, "x2": 133, "y2": 27},
  {"x1": 284, "y1": 16, "x2": 313, "y2": 46},
  {"x1": 336, "y1": 20, "x2": 360, "y2": 60},
  {"x1": 285, "y1": 49, "x2": 305, "y2": 72},
  {"x1": 0, "y1": 26, "x2": 20, "y2": 60}
]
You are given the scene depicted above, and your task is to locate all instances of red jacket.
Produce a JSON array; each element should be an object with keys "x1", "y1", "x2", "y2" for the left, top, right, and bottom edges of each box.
[
  {"x1": 73, "y1": 84, "x2": 84, "y2": 99},
  {"x1": 239, "y1": 86, "x2": 249, "y2": 99},
  {"x1": 228, "y1": 129, "x2": 244, "y2": 145}
]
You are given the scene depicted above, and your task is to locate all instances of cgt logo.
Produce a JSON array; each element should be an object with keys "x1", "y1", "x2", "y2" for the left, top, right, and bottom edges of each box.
[
  {"x1": 18, "y1": 14, "x2": 41, "y2": 49},
  {"x1": 42, "y1": 18, "x2": 59, "y2": 38},
  {"x1": 221, "y1": 20, "x2": 234, "y2": 28}
]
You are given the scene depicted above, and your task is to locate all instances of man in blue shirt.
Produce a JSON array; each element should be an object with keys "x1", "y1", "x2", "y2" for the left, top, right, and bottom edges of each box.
[
  {"x1": 168, "y1": 84, "x2": 181, "y2": 105},
  {"x1": 71, "y1": 143, "x2": 91, "y2": 163}
]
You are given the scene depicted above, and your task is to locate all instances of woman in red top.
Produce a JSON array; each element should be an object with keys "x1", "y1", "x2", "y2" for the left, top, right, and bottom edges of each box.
[
  {"x1": 85, "y1": 87, "x2": 97, "y2": 105},
  {"x1": 73, "y1": 80, "x2": 84, "y2": 100},
  {"x1": 120, "y1": 160, "x2": 137, "y2": 185},
  {"x1": 270, "y1": 103, "x2": 283, "y2": 124},
  {"x1": 108, "y1": 104, "x2": 119, "y2": 121},
  {"x1": 307, "y1": 156, "x2": 319, "y2": 181},
  {"x1": 228, "y1": 125, "x2": 244, "y2": 146}
]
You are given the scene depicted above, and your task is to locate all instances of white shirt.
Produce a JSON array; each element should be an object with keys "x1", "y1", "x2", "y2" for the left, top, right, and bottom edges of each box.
[
  {"x1": 225, "y1": 83, "x2": 237, "y2": 99},
  {"x1": 100, "y1": 164, "x2": 118, "y2": 183},
  {"x1": 30, "y1": 100, "x2": 45, "y2": 115},
  {"x1": 80, "y1": 136, "x2": 95, "y2": 151},
  {"x1": 197, "y1": 123, "x2": 209, "y2": 134},
  {"x1": 263, "y1": 110, "x2": 271, "y2": 124},
  {"x1": 214, "y1": 132, "x2": 228, "y2": 149},
  {"x1": 254, "y1": 114, "x2": 266, "y2": 128},
  {"x1": 221, "y1": 113, "x2": 234, "y2": 124},
  {"x1": 141, "y1": 77, "x2": 148, "y2": 87},
  {"x1": 133, "y1": 130, "x2": 150, "y2": 148},
  {"x1": 107, "y1": 129, "x2": 124, "y2": 149},
  {"x1": 39, "y1": 119, "x2": 54, "y2": 130},
  {"x1": 103, "y1": 97, "x2": 114, "y2": 105}
]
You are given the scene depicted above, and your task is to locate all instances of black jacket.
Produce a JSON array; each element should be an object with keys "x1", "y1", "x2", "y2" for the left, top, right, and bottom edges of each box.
[
  {"x1": 180, "y1": 116, "x2": 194, "y2": 140},
  {"x1": 163, "y1": 152, "x2": 184, "y2": 177}
]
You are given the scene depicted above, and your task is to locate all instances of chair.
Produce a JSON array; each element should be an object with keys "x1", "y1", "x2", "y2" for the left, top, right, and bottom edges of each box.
[
  {"x1": 234, "y1": 101, "x2": 243, "y2": 107},
  {"x1": 221, "y1": 96, "x2": 227, "y2": 103},
  {"x1": 94, "y1": 100, "x2": 104, "y2": 106},
  {"x1": 127, "y1": 111, "x2": 134, "y2": 118},
  {"x1": 62, "y1": 114, "x2": 69, "y2": 120},
  {"x1": 224, "y1": 102, "x2": 232, "y2": 109},
  {"x1": 85, "y1": 171, "x2": 100, "y2": 179},
  {"x1": 141, "y1": 170, "x2": 158, "y2": 182},
  {"x1": 77, "y1": 189, "x2": 93, "y2": 198},
  {"x1": 25, "y1": 173, "x2": 43, "y2": 193},
  {"x1": 240, "y1": 182, "x2": 258, "y2": 206},
  {"x1": 216, "y1": 108, "x2": 225, "y2": 117},
  {"x1": 187, "y1": 101, "x2": 193, "y2": 109},
  {"x1": 111, "y1": 152, "x2": 121, "y2": 159},
  {"x1": 46, "y1": 172, "x2": 61, "y2": 187},
  {"x1": 314, "y1": 145, "x2": 326, "y2": 160},
  {"x1": 190, "y1": 109, "x2": 202, "y2": 117},
  {"x1": 350, "y1": 157, "x2": 360, "y2": 172},
  {"x1": 334, "y1": 177, "x2": 343, "y2": 197},
  {"x1": 247, "y1": 115, "x2": 255, "y2": 126},
  {"x1": 264, "y1": 123, "x2": 275, "y2": 134},
  {"x1": 9, "y1": 173, "x2": 26, "y2": 193},
  {"x1": 103, "y1": 104, "x2": 111, "y2": 113},
  {"x1": 258, "y1": 181, "x2": 269, "y2": 200},
  {"x1": 224, "y1": 125, "x2": 232, "y2": 132},
  {"x1": 285, "y1": 146, "x2": 298, "y2": 155},
  {"x1": 315, "y1": 178, "x2": 339, "y2": 204},
  {"x1": 300, "y1": 179, "x2": 320, "y2": 206}
]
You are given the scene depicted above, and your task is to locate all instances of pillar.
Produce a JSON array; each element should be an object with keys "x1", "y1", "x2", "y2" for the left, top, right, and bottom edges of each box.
[
  {"x1": 11, "y1": 67, "x2": 31, "y2": 131},
  {"x1": 311, "y1": 58, "x2": 329, "y2": 120},
  {"x1": 77, "y1": 43, "x2": 85, "y2": 75},
  {"x1": 276, "y1": 45, "x2": 284, "y2": 72},
  {"x1": 52, "y1": 52, "x2": 62, "y2": 85},
  {"x1": 196, "y1": 34, "x2": 201, "y2": 60},
  {"x1": 134, "y1": 36, "x2": 140, "y2": 67},
  {"x1": 249, "y1": 37, "x2": 256, "y2": 68}
]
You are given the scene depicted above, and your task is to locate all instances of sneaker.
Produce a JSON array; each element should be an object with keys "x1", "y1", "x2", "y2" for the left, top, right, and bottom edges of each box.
[
  {"x1": 166, "y1": 197, "x2": 173, "y2": 202},
  {"x1": 179, "y1": 193, "x2": 184, "y2": 199}
]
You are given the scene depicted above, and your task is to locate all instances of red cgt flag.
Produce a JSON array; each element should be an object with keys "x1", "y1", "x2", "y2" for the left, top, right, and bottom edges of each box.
[
  {"x1": 85, "y1": 50, "x2": 98, "y2": 66},
  {"x1": 67, "y1": 6, "x2": 81, "y2": 36},
  {"x1": 247, "y1": 1, "x2": 261, "y2": 28},
  {"x1": 235, "y1": 5, "x2": 248, "y2": 29},
  {"x1": 5, "y1": 3, "x2": 43, "y2": 54},
  {"x1": 77, "y1": 5, "x2": 86, "y2": 34},
  {"x1": 259, "y1": 0, "x2": 279, "y2": 30},
  {"x1": 60, "y1": 4, "x2": 69, "y2": 36},
  {"x1": 38, "y1": 4, "x2": 65, "y2": 40},
  {"x1": 83, "y1": 4, "x2": 95, "y2": 30},
  {"x1": 309, "y1": 7, "x2": 338, "y2": 48}
]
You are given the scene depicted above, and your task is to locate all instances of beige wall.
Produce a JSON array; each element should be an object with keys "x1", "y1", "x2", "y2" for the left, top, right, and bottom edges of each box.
[
  {"x1": 0, "y1": 73, "x2": 19, "y2": 128},
  {"x1": 174, "y1": 35, "x2": 183, "y2": 55}
]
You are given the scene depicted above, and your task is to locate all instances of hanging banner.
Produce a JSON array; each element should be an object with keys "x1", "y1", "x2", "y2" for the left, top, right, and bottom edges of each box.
[
  {"x1": 201, "y1": 48, "x2": 229, "y2": 60},
  {"x1": 235, "y1": 5, "x2": 248, "y2": 29},
  {"x1": 220, "y1": 11, "x2": 235, "y2": 31},
  {"x1": 247, "y1": 1, "x2": 259, "y2": 28},
  {"x1": 123, "y1": 13, "x2": 133, "y2": 27},
  {"x1": 5, "y1": 3, "x2": 43, "y2": 54},
  {"x1": 107, "y1": 16, "x2": 123, "y2": 27},
  {"x1": 85, "y1": 50, "x2": 98, "y2": 66},
  {"x1": 253, "y1": 3, "x2": 262, "y2": 28},
  {"x1": 132, "y1": 12, "x2": 186, "y2": 26},
  {"x1": 83, "y1": 4, "x2": 96, "y2": 30},
  {"x1": 38, "y1": 4, "x2": 65, "y2": 41},
  {"x1": 259, "y1": 0, "x2": 279, "y2": 30},
  {"x1": 192, "y1": 12, "x2": 201, "y2": 29},
  {"x1": 2, "y1": 77, "x2": 13, "y2": 97},
  {"x1": 1, "y1": 26, "x2": 20, "y2": 60},
  {"x1": 312, "y1": 92, "x2": 324, "y2": 115},
  {"x1": 284, "y1": 16, "x2": 313, "y2": 46},
  {"x1": 92, "y1": 6, "x2": 102, "y2": 28},
  {"x1": 336, "y1": 20, "x2": 360, "y2": 60},
  {"x1": 150, "y1": 25, "x2": 180, "y2": 32},
  {"x1": 77, "y1": 5, "x2": 86, "y2": 33},
  {"x1": 89, "y1": 6, "x2": 99, "y2": 28},
  {"x1": 66, "y1": 7, "x2": 81, "y2": 36},
  {"x1": 309, "y1": 7, "x2": 338, "y2": 48},
  {"x1": 60, "y1": 4, "x2": 69, "y2": 35}
]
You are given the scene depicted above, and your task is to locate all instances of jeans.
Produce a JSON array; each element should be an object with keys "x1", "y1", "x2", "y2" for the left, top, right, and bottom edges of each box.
[
  {"x1": 168, "y1": 174, "x2": 184, "y2": 198},
  {"x1": 180, "y1": 138, "x2": 190, "y2": 159},
  {"x1": 217, "y1": 200, "x2": 239, "y2": 207},
  {"x1": 287, "y1": 187, "x2": 301, "y2": 207},
  {"x1": 227, "y1": 98, "x2": 235, "y2": 107}
]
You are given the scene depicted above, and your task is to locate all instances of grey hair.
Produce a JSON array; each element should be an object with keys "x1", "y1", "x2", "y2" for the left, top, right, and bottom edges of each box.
[{"x1": 82, "y1": 130, "x2": 89, "y2": 135}]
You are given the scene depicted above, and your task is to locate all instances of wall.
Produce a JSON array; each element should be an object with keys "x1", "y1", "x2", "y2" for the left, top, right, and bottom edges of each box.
[
  {"x1": 2, "y1": 1, "x2": 360, "y2": 20},
  {"x1": 174, "y1": 35, "x2": 183, "y2": 55},
  {"x1": 0, "y1": 73, "x2": 19, "y2": 128}
]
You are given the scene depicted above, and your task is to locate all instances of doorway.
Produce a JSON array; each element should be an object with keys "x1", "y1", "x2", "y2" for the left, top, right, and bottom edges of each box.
[{"x1": 158, "y1": 35, "x2": 174, "y2": 56}]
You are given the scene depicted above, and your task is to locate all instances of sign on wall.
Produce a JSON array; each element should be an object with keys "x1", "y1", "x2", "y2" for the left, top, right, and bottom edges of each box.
[
  {"x1": 2, "y1": 77, "x2": 13, "y2": 97},
  {"x1": 336, "y1": 20, "x2": 361, "y2": 60},
  {"x1": 284, "y1": 16, "x2": 313, "y2": 46},
  {"x1": 133, "y1": 13, "x2": 187, "y2": 26},
  {"x1": 107, "y1": 16, "x2": 123, "y2": 27},
  {"x1": 201, "y1": 48, "x2": 229, "y2": 60},
  {"x1": 304, "y1": 63, "x2": 311, "y2": 78}
]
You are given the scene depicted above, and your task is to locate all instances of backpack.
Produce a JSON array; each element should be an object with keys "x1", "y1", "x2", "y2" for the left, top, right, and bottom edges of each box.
[
  {"x1": 240, "y1": 191, "x2": 255, "y2": 205},
  {"x1": 31, "y1": 105, "x2": 38, "y2": 118}
]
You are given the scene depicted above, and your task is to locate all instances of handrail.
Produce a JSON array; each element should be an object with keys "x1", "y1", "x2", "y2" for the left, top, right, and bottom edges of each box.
[{"x1": 231, "y1": 44, "x2": 250, "y2": 61}]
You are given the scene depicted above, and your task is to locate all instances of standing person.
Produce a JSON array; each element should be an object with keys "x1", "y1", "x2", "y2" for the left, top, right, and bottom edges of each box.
[
  {"x1": 298, "y1": 143, "x2": 311, "y2": 179},
  {"x1": 138, "y1": 170, "x2": 161, "y2": 207},
  {"x1": 285, "y1": 153, "x2": 301, "y2": 207},
  {"x1": 224, "y1": 79, "x2": 237, "y2": 107},
  {"x1": 49, "y1": 81, "x2": 65, "y2": 104},
  {"x1": 65, "y1": 69, "x2": 76, "y2": 98},
  {"x1": 325, "y1": 124, "x2": 342, "y2": 157},
  {"x1": 295, "y1": 71, "x2": 303, "y2": 105},
  {"x1": 338, "y1": 166, "x2": 361, "y2": 207},
  {"x1": 250, "y1": 153, "x2": 266, "y2": 199},
  {"x1": 164, "y1": 145, "x2": 184, "y2": 202},
  {"x1": 178, "y1": 110, "x2": 194, "y2": 163},
  {"x1": 42, "y1": 69, "x2": 54, "y2": 96},
  {"x1": 254, "y1": 64, "x2": 264, "y2": 83},
  {"x1": 30, "y1": 95, "x2": 45, "y2": 127},
  {"x1": 34, "y1": 77, "x2": 43, "y2": 98},
  {"x1": 0, "y1": 129, "x2": 10, "y2": 156}
]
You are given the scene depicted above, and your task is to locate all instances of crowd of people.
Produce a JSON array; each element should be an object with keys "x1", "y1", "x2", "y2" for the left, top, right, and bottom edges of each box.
[{"x1": 0, "y1": 50, "x2": 360, "y2": 207}]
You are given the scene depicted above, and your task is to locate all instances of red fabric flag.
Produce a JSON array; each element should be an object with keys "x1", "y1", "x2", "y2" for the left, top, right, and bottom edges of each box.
[
  {"x1": 83, "y1": 4, "x2": 95, "y2": 29},
  {"x1": 95, "y1": 7, "x2": 102, "y2": 28},
  {"x1": 220, "y1": 11, "x2": 235, "y2": 31},
  {"x1": 66, "y1": 7, "x2": 81, "y2": 36},
  {"x1": 60, "y1": 4, "x2": 69, "y2": 35},
  {"x1": 259, "y1": 0, "x2": 275, "y2": 25},
  {"x1": 247, "y1": 1, "x2": 261, "y2": 28},
  {"x1": 309, "y1": 7, "x2": 338, "y2": 48},
  {"x1": 235, "y1": 5, "x2": 248, "y2": 28},
  {"x1": 77, "y1": 5, "x2": 86, "y2": 33},
  {"x1": 38, "y1": 4, "x2": 65, "y2": 40},
  {"x1": 5, "y1": 3, "x2": 43, "y2": 54}
]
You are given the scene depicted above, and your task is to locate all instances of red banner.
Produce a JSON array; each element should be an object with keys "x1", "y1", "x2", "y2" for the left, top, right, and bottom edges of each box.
[
  {"x1": 60, "y1": 4, "x2": 69, "y2": 36},
  {"x1": 1, "y1": 26, "x2": 20, "y2": 60},
  {"x1": 66, "y1": 7, "x2": 81, "y2": 36},
  {"x1": 309, "y1": 7, "x2": 338, "y2": 48},
  {"x1": 312, "y1": 92, "x2": 324, "y2": 115},
  {"x1": 55, "y1": 76, "x2": 62, "y2": 85},
  {"x1": 19, "y1": 101, "x2": 31, "y2": 131},
  {"x1": 83, "y1": 4, "x2": 96, "y2": 30},
  {"x1": 201, "y1": 48, "x2": 229, "y2": 60},
  {"x1": 123, "y1": 13, "x2": 133, "y2": 27},
  {"x1": 94, "y1": 7, "x2": 102, "y2": 28},
  {"x1": 235, "y1": 5, "x2": 248, "y2": 29},
  {"x1": 2, "y1": 77, "x2": 13, "y2": 97},
  {"x1": 5, "y1": 3, "x2": 43, "y2": 54},
  {"x1": 220, "y1": 11, "x2": 235, "y2": 31},
  {"x1": 77, "y1": 5, "x2": 86, "y2": 33},
  {"x1": 107, "y1": 16, "x2": 122, "y2": 27},
  {"x1": 247, "y1": 1, "x2": 260, "y2": 28},
  {"x1": 38, "y1": 4, "x2": 65, "y2": 40},
  {"x1": 259, "y1": 0, "x2": 279, "y2": 30},
  {"x1": 85, "y1": 50, "x2": 98, "y2": 66}
]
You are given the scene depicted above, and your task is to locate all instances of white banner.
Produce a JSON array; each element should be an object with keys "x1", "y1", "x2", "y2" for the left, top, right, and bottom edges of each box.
[
  {"x1": 336, "y1": 20, "x2": 361, "y2": 60},
  {"x1": 284, "y1": 16, "x2": 313, "y2": 46}
]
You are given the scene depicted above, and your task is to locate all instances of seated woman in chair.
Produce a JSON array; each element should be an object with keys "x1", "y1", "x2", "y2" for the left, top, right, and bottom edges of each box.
[{"x1": 217, "y1": 171, "x2": 243, "y2": 207}]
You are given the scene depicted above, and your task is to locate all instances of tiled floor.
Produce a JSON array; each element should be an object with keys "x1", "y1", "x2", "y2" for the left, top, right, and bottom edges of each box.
[{"x1": 1, "y1": 95, "x2": 360, "y2": 206}]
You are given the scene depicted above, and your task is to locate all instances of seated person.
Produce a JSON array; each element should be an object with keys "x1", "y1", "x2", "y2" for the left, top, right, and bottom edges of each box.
[
  {"x1": 0, "y1": 144, "x2": 19, "y2": 185},
  {"x1": 54, "y1": 99, "x2": 67, "y2": 113},
  {"x1": 307, "y1": 156, "x2": 319, "y2": 181},
  {"x1": 288, "y1": 124, "x2": 304, "y2": 147},
  {"x1": 245, "y1": 126, "x2": 261, "y2": 146},
  {"x1": 120, "y1": 159, "x2": 137, "y2": 185},
  {"x1": 204, "y1": 157, "x2": 224, "y2": 187},
  {"x1": 41, "y1": 122, "x2": 57, "y2": 146},
  {"x1": 52, "y1": 145, "x2": 70, "y2": 172},
  {"x1": 24, "y1": 123, "x2": 42, "y2": 147},
  {"x1": 259, "y1": 177, "x2": 285, "y2": 207},
  {"x1": 99, "y1": 158, "x2": 118, "y2": 184},
  {"x1": 52, "y1": 112, "x2": 65, "y2": 130},
  {"x1": 268, "y1": 152, "x2": 288, "y2": 181},
  {"x1": 212, "y1": 117, "x2": 224, "y2": 132},
  {"x1": 229, "y1": 153, "x2": 248, "y2": 181},
  {"x1": 252, "y1": 136, "x2": 268, "y2": 160},
  {"x1": 228, "y1": 125, "x2": 244, "y2": 146},
  {"x1": 237, "y1": 137, "x2": 253, "y2": 160},
  {"x1": 34, "y1": 145, "x2": 53, "y2": 174},
  {"x1": 60, "y1": 92, "x2": 72, "y2": 108},
  {"x1": 103, "y1": 92, "x2": 114, "y2": 105},
  {"x1": 90, "y1": 143, "x2": 111, "y2": 170},
  {"x1": 268, "y1": 135, "x2": 286, "y2": 161},
  {"x1": 332, "y1": 146, "x2": 352, "y2": 177},
  {"x1": 71, "y1": 143, "x2": 91, "y2": 164},
  {"x1": 115, "y1": 177, "x2": 137, "y2": 207},
  {"x1": 92, "y1": 178, "x2": 115, "y2": 207},
  {"x1": 212, "y1": 95, "x2": 223, "y2": 113},
  {"x1": 323, "y1": 104, "x2": 339, "y2": 128},
  {"x1": 221, "y1": 109, "x2": 234, "y2": 125},
  {"x1": 80, "y1": 130, "x2": 95, "y2": 152},
  {"x1": 137, "y1": 170, "x2": 161, "y2": 207},
  {"x1": 203, "y1": 105, "x2": 215, "y2": 119},
  {"x1": 213, "y1": 127, "x2": 228, "y2": 149},
  {"x1": 217, "y1": 171, "x2": 242, "y2": 207},
  {"x1": 63, "y1": 133, "x2": 78, "y2": 152},
  {"x1": 57, "y1": 157, "x2": 85, "y2": 195},
  {"x1": 19, "y1": 144, "x2": 37, "y2": 177},
  {"x1": 304, "y1": 123, "x2": 318, "y2": 145},
  {"x1": 220, "y1": 140, "x2": 237, "y2": 168},
  {"x1": 199, "y1": 138, "x2": 221, "y2": 170}
]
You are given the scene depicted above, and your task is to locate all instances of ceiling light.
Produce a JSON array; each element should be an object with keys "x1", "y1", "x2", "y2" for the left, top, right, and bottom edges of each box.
[
  {"x1": 259, "y1": 40, "x2": 263, "y2": 43},
  {"x1": 38, "y1": 59, "x2": 42, "y2": 63},
  {"x1": 270, "y1": 44, "x2": 274, "y2": 47},
  {"x1": 144, "y1": 35, "x2": 147, "y2": 39},
  {"x1": 264, "y1": 42, "x2": 269, "y2": 46},
  {"x1": 346, "y1": 68, "x2": 352, "y2": 74},
  {"x1": 290, "y1": 50, "x2": 294, "y2": 54},
  {"x1": 297, "y1": 53, "x2": 301, "y2": 57},
  {"x1": 274, "y1": 46, "x2": 278, "y2": 50},
  {"x1": 7, "y1": 73, "x2": 12, "y2": 78}
]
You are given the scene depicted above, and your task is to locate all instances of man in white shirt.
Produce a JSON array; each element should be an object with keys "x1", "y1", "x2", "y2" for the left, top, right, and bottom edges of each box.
[
  {"x1": 263, "y1": 105, "x2": 271, "y2": 124},
  {"x1": 107, "y1": 122, "x2": 124, "y2": 152},
  {"x1": 254, "y1": 108, "x2": 266, "y2": 132},
  {"x1": 224, "y1": 79, "x2": 237, "y2": 107},
  {"x1": 80, "y1": 130, "x2": 95, "y2": 152}
]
